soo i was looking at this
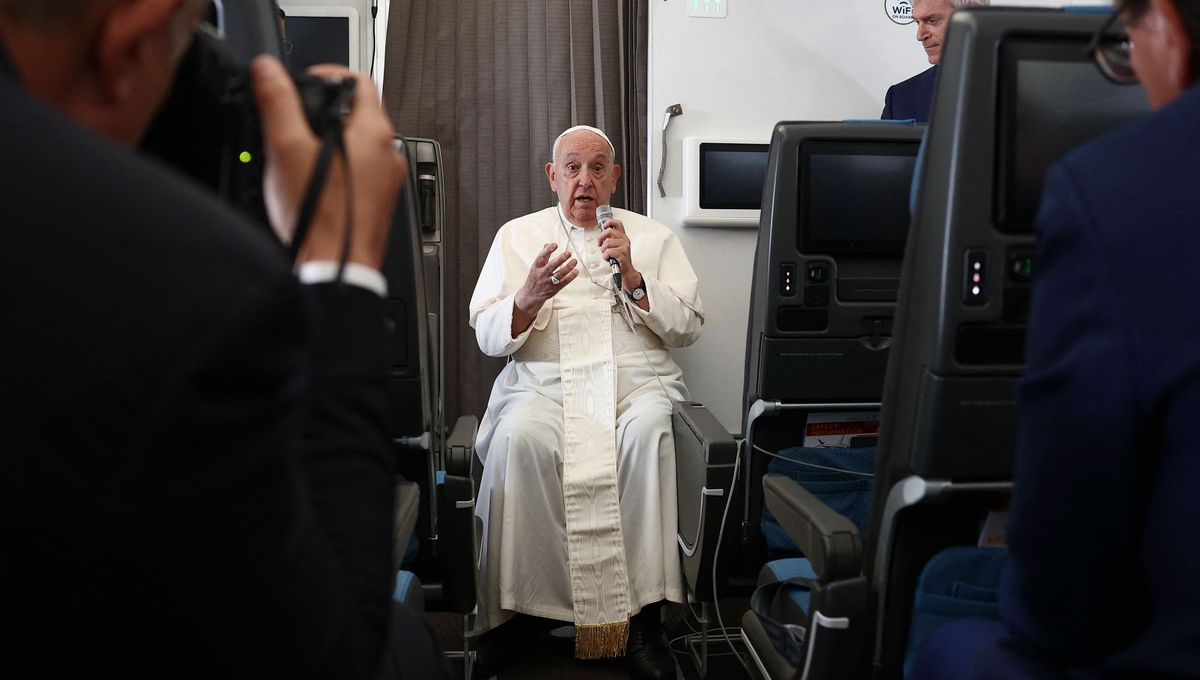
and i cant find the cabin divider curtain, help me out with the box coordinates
[382,0,650,425]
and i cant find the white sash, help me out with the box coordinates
[557,299,631,658]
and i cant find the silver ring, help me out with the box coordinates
[550,274,561,285]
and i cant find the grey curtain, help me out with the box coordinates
[382,0,649,423]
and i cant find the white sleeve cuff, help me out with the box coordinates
[297,261,388,297]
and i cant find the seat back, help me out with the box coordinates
[410,139,446,462]
[384,137,433,450]
[385,137,476,615]
[740,122,923,568]
[865,8,1152,677]
[675,125,922,609]
[744,122,923,414]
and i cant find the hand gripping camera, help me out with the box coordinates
[142,0,356,244]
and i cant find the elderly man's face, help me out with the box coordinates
[914,0,956,65]
[545,131,622,228]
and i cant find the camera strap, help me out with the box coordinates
[289,125,353,279]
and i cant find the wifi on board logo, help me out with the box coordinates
[887,0,916,25]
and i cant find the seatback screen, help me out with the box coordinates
[995,39,1151,232]
[799,140,917,255]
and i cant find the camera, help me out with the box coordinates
[142,0,354,239]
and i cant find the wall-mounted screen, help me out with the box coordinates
[681,137,767,227]
[700,143,770,210]
[281,5,360,72]
[995,38,1150,232]
[798,140,918,255]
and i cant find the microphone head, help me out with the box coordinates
[596,204,614,226]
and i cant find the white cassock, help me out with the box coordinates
[469,205,703,656]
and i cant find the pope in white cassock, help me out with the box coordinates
[468,125,704,679]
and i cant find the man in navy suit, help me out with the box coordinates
[0,1,447,677]
[882,0,990,123]
[913,0,1200,676]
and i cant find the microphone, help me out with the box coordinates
[596,204,621,290]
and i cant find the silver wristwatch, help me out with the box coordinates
[629,279,647,301]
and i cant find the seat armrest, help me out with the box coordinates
[672,401,738,466]
[672,401,739,601]
[437,473,477,614]
[446,415,478,477]
[763,473,862,581]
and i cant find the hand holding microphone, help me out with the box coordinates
[596,204,626,290]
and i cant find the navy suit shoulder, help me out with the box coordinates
[882,65,937,123]
[0,73,405,678]
[1051,84,1200,406]
[1000,84,1200,676]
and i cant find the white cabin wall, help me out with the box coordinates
[648,1,929,433]
[647,0,1106,433]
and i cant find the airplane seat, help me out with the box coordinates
[736,117,922,570]
[741,472,869,680]
[385,137,478,642]
[671,120,922,676]
[864,7,1151,678]
[734,8,1153,679]
[724,9,1154,680]
[740,445,877,679]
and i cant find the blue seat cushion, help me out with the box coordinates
[750,558,819,668]
[392,569,424,614]
[758,557,817,619]
[903,546,1008,679]
[761,446,875,560]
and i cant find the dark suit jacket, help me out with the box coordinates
[999,83,1200,676]
[882,66,937,123]
[0,66,432,677]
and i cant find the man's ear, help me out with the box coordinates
[1154,0,1195,94]
[610,163,622,188]
[545,162,557,191]
[91,0,184,103]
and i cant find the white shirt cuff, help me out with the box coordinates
[297,261,388,297]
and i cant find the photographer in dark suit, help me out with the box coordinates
[0,1,447,677]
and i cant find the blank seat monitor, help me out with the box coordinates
[281,4,361,72]
[994,37,1150,232]
[799,141,917,256]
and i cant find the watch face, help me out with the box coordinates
[631,286,646,301]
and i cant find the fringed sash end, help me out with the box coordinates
[575,619,630,659]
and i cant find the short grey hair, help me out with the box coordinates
[950,0,991,7]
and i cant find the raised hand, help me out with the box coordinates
[523,242,579,300]
[512,243,578,335]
